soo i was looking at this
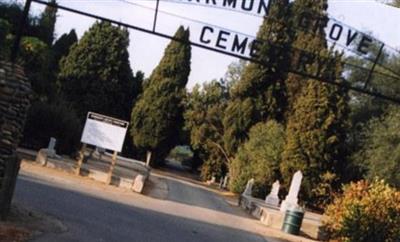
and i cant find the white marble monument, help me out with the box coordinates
[243,178,255,196]
[280,171,303,212]
[265,180,280,207]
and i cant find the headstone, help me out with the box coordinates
[243,178,255,196]
[48,137,56,150]
[280,171,303,212]
[47,137,56,158]
[219,178,223,188]
[222,175,229,189]
[211,176,216,184]
[145,151,151,167]
[265,180,280,207]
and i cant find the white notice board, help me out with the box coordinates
[81,112,129,152]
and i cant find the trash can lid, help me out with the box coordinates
[287,206,305,213]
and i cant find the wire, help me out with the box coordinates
[57,0,400,77]
[116,0,400,79]
[119,0,400,80]
[31,0,400,104]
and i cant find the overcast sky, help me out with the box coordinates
[26,0,400,88]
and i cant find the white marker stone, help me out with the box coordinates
[265,180,280,207]
[280,171,303,212]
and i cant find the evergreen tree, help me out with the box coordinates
[39,0,57,46]
[59,21,136,121]
[281,0,350,209]
[284,0,329,118]
[130,26,191,166]
[52,29,78,68]
[223,0,292,156]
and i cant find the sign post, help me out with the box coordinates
[106,151,118,185]
[78,112,129,182]
[75,143,87,175]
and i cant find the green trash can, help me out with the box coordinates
[281,208,304,235]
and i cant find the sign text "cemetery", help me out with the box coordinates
[185,0,381,58]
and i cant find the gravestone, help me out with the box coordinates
[145,151,151,167]
[265,180,280,207]
[222,174,229,189]
[211,176,216,183]
[280,171,303,212]
[47,137,56,158]
[243,178,255,196]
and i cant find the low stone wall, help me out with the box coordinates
[239,194,326,240]
[0,61,31,219]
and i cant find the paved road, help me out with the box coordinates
[13,164,271,242]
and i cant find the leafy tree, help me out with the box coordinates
[281,0,350,210]
[223,0,292,156]
[345,46,400,181]
[388,0,400,7]
[59,21,136,121]
[354,105,400,188]
[19,36,53,100]
[0,1,62,101]
[223,60,246,92]
[38,0,57,45]
[130,26,191,166]
[229,121,285,197]
[184,80,229,179]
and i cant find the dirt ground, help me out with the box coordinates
[0,203,66,242]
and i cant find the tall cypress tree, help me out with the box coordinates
[39,0,57,46]
[52,29,78,67]
[281,0,350,209]
[59,21,136,121]
[130,26,191,166]
[284,0,329,119]
[223,0,292,156]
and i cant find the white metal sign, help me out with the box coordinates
[81,112,129,152]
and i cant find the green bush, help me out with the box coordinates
[21,101,82,155]
[323,179,400,242]
[229,120,285,197]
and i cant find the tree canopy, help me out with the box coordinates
[223,0,292,156]
[59,21,136,121]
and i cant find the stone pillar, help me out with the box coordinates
[0,61,31,220]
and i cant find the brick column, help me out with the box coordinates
[0,61,31,220]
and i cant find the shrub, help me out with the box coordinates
[229,121,285,197]
[323,179,400,242]
[21,101,82,155]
